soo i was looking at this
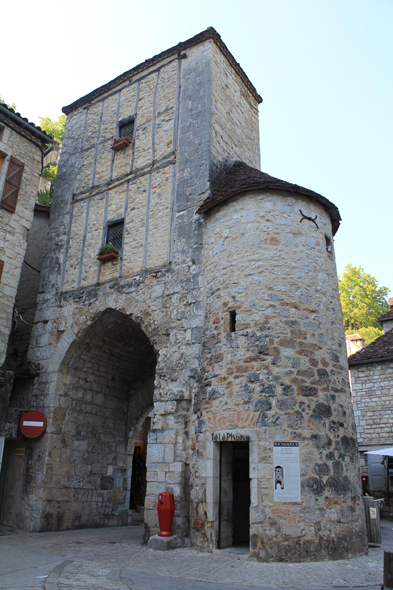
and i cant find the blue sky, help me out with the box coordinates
[2,0,392,294]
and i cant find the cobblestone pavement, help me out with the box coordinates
[1,520,392,590]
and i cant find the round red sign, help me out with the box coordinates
[20,410,47,439]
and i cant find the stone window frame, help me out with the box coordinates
[106,217,125,254]
[117,116,135,143]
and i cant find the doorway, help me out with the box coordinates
[218,441,250,548]
[0,440,27,527]
[130,417,151,521]
[24,308,157,531]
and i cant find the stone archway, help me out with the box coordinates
[42,308,157,530]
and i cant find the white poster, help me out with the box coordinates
[273,442,301,502]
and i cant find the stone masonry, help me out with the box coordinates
[193,183,366,560]
[351,361,393,449]
[0,107,53,368]
[0,28,367,562]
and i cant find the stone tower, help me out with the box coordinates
[2,28,366,561]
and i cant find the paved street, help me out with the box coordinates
[0,520,392,590]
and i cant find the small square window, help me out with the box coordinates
[118,117,135,142]
[107,219,124,252]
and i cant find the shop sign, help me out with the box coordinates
[212,431,250,442]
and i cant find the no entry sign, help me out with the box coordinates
[20,410,47,439]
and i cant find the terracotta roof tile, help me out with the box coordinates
[0,103,54,143]
[348,328,393,366]
[197,162,341,235]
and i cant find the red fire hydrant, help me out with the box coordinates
[157,492,175,537]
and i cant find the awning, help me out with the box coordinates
[365,448,393,457]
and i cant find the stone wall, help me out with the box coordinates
[190,190,367,561]
[1,30,367,562]
[351,361,393,448]
[61,57,179,292]
[2,207,50,442]
[11,37,261,534]
[210,42,260,174]
[6,207,50,374]
[0,125,43,366]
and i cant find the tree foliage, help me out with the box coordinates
[38,115,66,143]
[37,189,51,206]
[36,115,66,205]
[0,94,16,110]
[339,264,389,344]
[355,326,385,346]
[37,162,58,205]
[40,164,57,187]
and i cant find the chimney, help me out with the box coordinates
[389,297,393,311]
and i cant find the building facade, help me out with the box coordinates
[350,300,393,452]
[0,28,366,561]
[349,300,393,498]
[0,105,53,369]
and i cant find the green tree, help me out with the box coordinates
[339,264,389,345]
[37,163,58,205]
[38,115,66,143]
[355,326,385,346]
[0,94,16,110]
[36,115,66,205]
[37,189,51,206]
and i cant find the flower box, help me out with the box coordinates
[97,249,118,262]
[111,138,130,152]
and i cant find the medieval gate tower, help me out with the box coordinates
[4,28,367,561]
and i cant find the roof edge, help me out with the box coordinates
[348,355,393,367]
[196,162,341,236]
[377,310,393,325]
[62,27,262,116]
[0,104,55,145]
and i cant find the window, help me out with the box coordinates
[224,310,237,332]
[325,235,333,254]
[118,116,135,142]
[106,219,124,252]
[1,156,24,213]
[229,310,237,332]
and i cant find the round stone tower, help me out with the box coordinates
[191,162,367,561]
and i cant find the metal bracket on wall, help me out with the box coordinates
[299,209,319,229]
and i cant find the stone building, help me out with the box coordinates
[350,299,393,453]
[0,104,53,371]
[349,300,393,499]
[0,203,51,525]
[0,28,367,561]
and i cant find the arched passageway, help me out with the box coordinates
[44,308,157,530]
